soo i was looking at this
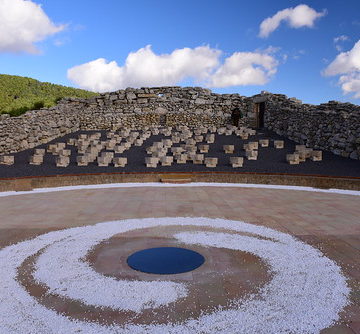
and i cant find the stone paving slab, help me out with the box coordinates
[0,185,359,333]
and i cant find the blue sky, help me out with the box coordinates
[1,0,359,105]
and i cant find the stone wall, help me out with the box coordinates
[0,87,253,154]
[0,86,359,160]
[259,93,360,160]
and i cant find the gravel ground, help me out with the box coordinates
[0,128,359,178]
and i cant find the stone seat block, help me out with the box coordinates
[204,157,218,167]
[185,138,196,145]
[240,133,249,140]
[274,140,284,149]
[0,155,14,165]
[296,150,306,162]
[113,157,128,167]
[194,129,202,136]
[223,145,235,154]
[162,139,173,147]
[245,150,258,160]
[101,152,114,159]
[76,155,89,166]
[310,150,322,161]
[59,149,71,157]
[145,157,159,168]
[247,129,256,136]
[123,142,131,149]
[57,142,66,149]
[225,129,233,136]
[171,147,184,154]
[205,134,215,143]
[134,139,144,146]
[230,157,244,167]
[248,141,259,150]
[78,134,88,139]
[209,126,217,133]
[34,148,45,155]
[29,155,43,165]
[194,135,203,142]
[217,127,226,135]
[235,129,244,136]
[114,145,126,153]
[198,144,209,153]
[47,144,58,153]
[259,139,269,147]
[56,156,70,167]
[286,153,300,164]
[304,148,313,158]
[175,154,187,164]
[67,138,76,145]
[97,156,111,166]
[193,154,204,164]
[160,156,174,166]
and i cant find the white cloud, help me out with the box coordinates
[323,40,360,98]
[0,0,65,53]
[208,52,278,87]
[67,45,279,93]
[259,4,326,38]
[333,35,349,52]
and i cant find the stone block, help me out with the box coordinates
[223,145,234,154]
[29,155,43,165]
[97,156,111,167]
[162,139,173,148]
[310,150,322,161]
[194,129,202,136]
[34,148,45,155]
[274,140,284,149]
[145,156,159,168]
[248,141,258,150]
[193,154,204,164]
[175,154,187,164]
[76,155,89,166]
[56,156,70,167]
[114,145,126,153]
[245,150,258,160]
[67,138,76,145]
[160,156,173,166]
[225,129,233,136]
[295,150,306,162]
[259,139,269,147]
[194,135,203,142]
[286,153,300,165]
[101,152,114,159]
[204,157,218,167]
[240,133,249,140]
[198,144,209,153]
[134,139,144,146]
[113,157,127,167]
[59,149,71,157]
[0,155,14,165]
[230,157,244,168]
[304,148,313,158]
[205,134,215,143]
[171,147,184,154]
[217,127,226,135]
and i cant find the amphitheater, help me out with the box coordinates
[0,87,359,333]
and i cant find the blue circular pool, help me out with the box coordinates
[127,247,205,274]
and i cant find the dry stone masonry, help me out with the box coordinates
[0,86,359,160]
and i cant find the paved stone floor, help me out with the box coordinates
[0,185,359,333]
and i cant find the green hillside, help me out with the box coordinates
[0,74,99,116]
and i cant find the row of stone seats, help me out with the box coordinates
[286,145,322,164]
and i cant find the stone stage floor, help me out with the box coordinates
[0,184,359,333]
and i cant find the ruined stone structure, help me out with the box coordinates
[0,86,359,160]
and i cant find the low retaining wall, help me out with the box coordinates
[0,172,359,192]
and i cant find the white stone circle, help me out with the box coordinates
[0,217,350,334]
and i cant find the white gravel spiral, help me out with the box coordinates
[0,217,350,334]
